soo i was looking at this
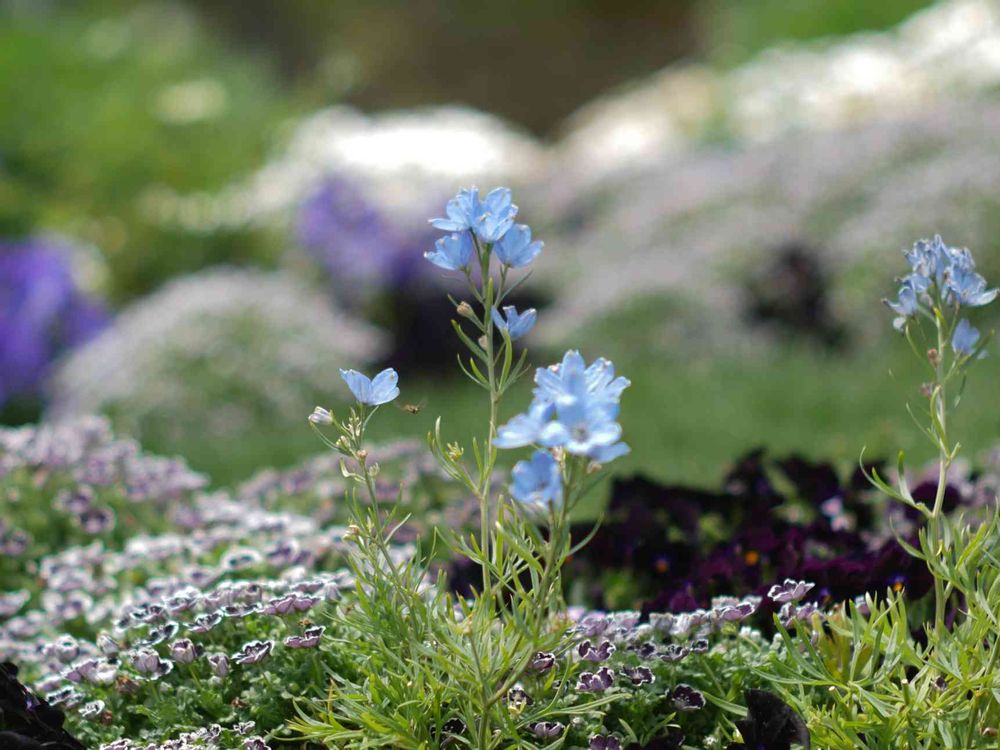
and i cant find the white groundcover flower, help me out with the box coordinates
[48,268,386,440]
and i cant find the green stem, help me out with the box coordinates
[477,240,499,609]
[929,316,949,632]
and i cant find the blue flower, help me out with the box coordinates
[496,351,630,464]
[494,223,542,267]
[495,401,553,449]
[510,450,562,508]
[430,187,518,244]
[951,319,982,357]
[904,235,968,288]
[491,305,537,340]
[430,188,482,233]
[424,232,474,271]
[946,266,998,308]
[473,187,518,243]
[537,388,628,460]
[884,283,918,331]
[534,350,630,407]
[339,367,400,405]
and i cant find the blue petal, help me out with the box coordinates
[368,368,400,405]
[339,369,372,403]
[952,319,981,357]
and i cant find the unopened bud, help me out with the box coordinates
[447,442,464,461]
[344,524,363,542]
[586,461,601,475]
[308,406,333,425]
[478,335,489,350]
[927,348,941,367]
[456,301,475,319]
[356,449,368,463]
[920,382,934,398]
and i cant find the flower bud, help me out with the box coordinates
[356,449,368,463]
[927,348,941,366]
[456,301,475,320]
[308,406,334,425]
[344,524,363,542]
[170,639,199,665]
[920,382,934,398]
[207,653,229,678]
[478,335,489,350]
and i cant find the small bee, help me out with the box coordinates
[397,398,426,415]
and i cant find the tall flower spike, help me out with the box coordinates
[339,368,400,406]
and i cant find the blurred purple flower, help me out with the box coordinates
[297,178,435,299]
[0,238,109,409]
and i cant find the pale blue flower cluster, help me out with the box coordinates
[426,186,542,340]
[885,236,996,357]
[430,187,520,245]
[498,351,631,507]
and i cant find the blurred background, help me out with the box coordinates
[2,0,999,493]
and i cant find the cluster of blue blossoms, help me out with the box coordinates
[497,351,630,508]
[328,186,630,512]
[424,187,542,340]
[885,235,996,355]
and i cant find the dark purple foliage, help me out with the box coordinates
[568,450,949,614]
[726,689,810,750]
[0,661,85,750]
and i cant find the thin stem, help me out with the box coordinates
[929,311,950,631]
[476,238,498,607]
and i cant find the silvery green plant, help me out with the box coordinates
[298,187,634,749]
[754,236,999,749]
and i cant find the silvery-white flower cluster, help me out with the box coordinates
[139,105,547,235]
[1,416,206,561]
[98,722,271,750]
[481,598,768,744]
[535,98,1000,348]
[0,416,426,749]
[139,0,998,244]
[552,0,1000,192]
[47,268,386,443]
